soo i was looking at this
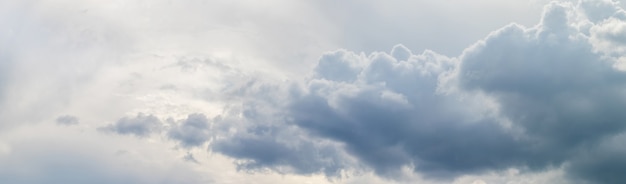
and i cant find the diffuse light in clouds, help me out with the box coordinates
[3,0,626,184]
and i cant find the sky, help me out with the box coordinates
[3,0,626,183]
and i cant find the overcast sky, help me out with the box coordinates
[3,0,626,183]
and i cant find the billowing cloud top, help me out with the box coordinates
[4,0,626,184]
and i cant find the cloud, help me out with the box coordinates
[213,133,348,176]
[167,113,212,148]
[460,0,625,149]
[288,45,524,179]
[99,113,162,138]
[209,1,626,183]
[207,81,353,177]
[211,42,519,179]
[455,2,626,183]
[313,50,365,83]
[55,115,79,126]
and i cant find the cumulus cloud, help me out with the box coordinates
[211,44,513,179]
[99,113,162,138]
[460,0,625,152]
[288,45,524,179]
[456,2,626,183]
[208,1,626,183]
[167,113,212,148]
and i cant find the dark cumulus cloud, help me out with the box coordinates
[290,46,527,179]
[210,1,626,183]
[99,113,162,138]
[457,1,626,179]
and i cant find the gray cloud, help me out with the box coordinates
[167,113,211,148]
[99,113,162,138]
[212,45,521,179]
[564,133,626,184]
[289,46,525,179]
[213,132,348,176]
[208,81,353,177]
[210,1,626,183]
[459,0,626,161]
[313,50,365,83]
[55,115,79,126]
